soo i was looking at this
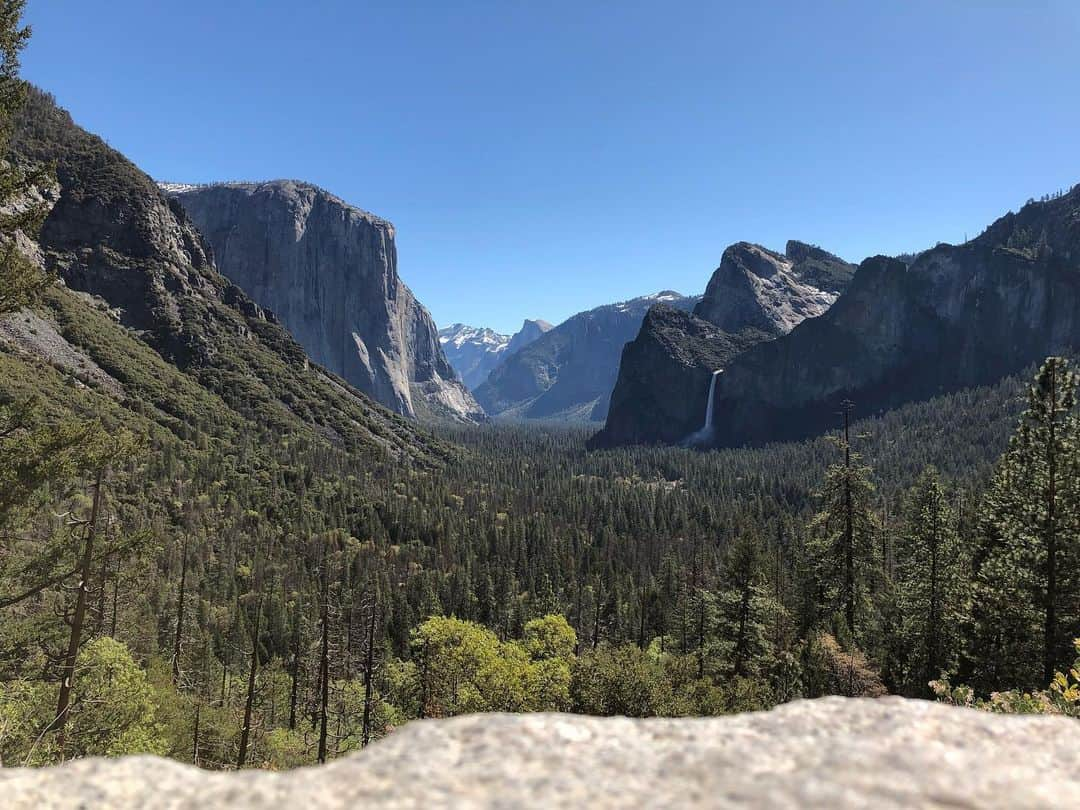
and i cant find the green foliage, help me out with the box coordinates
[893,468,968,695]
[0,638,166,763]
[933,639,1080,718]
[807,421,881,642]
[412,615,575,716]
[969,357,1080,690]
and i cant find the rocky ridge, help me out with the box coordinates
[7,87,437,460]
[708,186,1080,447]
[595,243,854,446]
[3,698,1078,809]
[167,181,483,423]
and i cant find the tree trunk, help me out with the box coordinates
[317,554,330,763]
[288,596,302,731]
[843,404,855,634]
[51,466,105,749]
[362,600,377,748]
[192,702,201,766]
[172,538,189,685]
[1044,362,1058,683]
[237,577,263,767]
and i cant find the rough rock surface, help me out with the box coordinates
[4,698,1079,809]
[710,185,1080,447]
[694,241,854,335]
[595,243,854,446]
[169,181,483,423]
[476,292,699,423]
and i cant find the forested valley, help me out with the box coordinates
[3,0,1080,772]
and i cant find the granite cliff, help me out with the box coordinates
[168,181,483,422]
[708,186,1080,447]
[595,242,854,446]
[7,87,437,460]
[4,699,1078,809]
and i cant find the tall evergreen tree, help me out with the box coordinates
[715,530,777,679]
[970,357,1080,688]
[894,467,968,694]
[808,402,880,642]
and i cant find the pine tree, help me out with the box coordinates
[808,402,881,642]
[970,357,1080,689]
[894,467,967,694]
[715,530,777,679]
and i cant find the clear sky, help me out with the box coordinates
[19,1,1080,334]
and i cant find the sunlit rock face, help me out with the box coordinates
[169,181,484,422]
[4,698,1079,809]
[694,241,853,336]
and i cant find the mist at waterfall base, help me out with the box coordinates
[683,369,723,447]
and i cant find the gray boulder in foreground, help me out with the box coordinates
[2,697,1078,809]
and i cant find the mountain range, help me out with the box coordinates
[438,319,551,390]
[474,292,699,423]
[594,189,1080,449]
[5,88,439,462]
[705,187,1080,447]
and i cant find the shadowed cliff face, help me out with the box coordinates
[590,306,769,447]
[169,182,484,423]
[595,243,854,446]
[707,187,1080,446]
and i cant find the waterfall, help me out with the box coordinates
[702,368,722,431]
[683,368,723,446]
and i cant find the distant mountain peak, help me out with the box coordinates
[439,319,550,391]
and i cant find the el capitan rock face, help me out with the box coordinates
[168,181,483,423]
[708,186,1080,447]
[595,242,855,446]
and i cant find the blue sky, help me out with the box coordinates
[20,1,1080,334]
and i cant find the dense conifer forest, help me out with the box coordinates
[2,0,1079,771]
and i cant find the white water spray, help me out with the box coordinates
[684,369,723,446]
[702,368,721,432]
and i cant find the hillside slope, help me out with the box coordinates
[6,87,442,462]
